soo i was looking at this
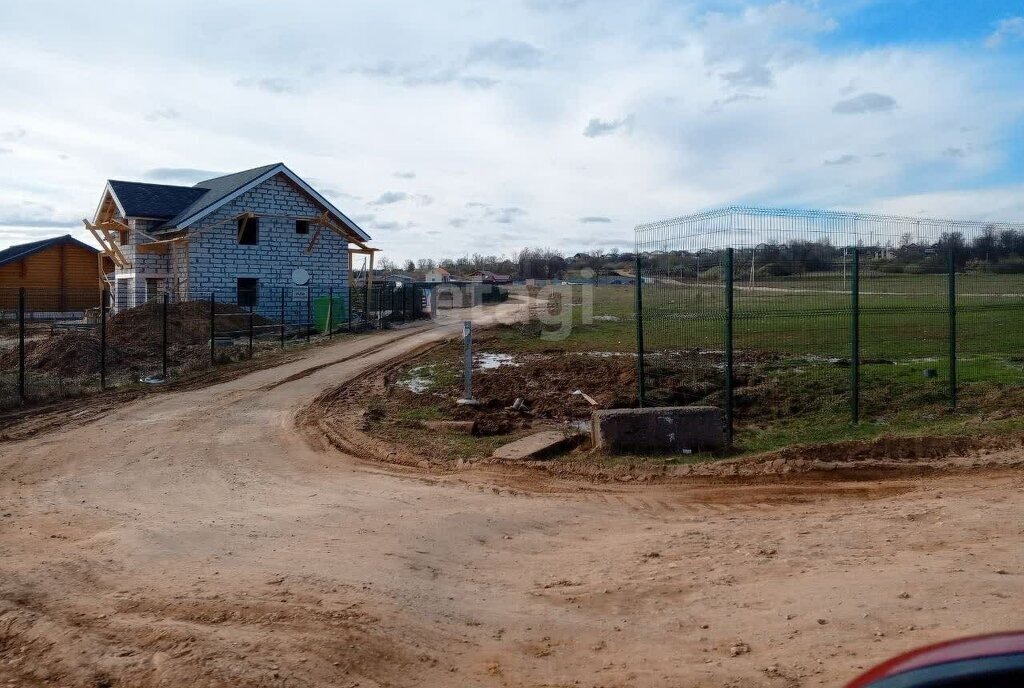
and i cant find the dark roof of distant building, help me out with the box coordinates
[0,234,99,268]
[472,270,512,281]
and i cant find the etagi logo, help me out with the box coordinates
[423,268,597,342]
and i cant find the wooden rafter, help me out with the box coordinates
[311,211,375,252]
[235,212,256,243]
[83,219,129,268]
[306,210,378,289]
[304,223,324,255]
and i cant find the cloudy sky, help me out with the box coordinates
[1,0,1023,262]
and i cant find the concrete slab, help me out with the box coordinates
[491,430,581,461]
[592,406,725,453]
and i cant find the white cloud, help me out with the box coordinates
[583,115,634,137]
[986,17,1024,49]
[0,0,1021,262]
[832,92,898,114]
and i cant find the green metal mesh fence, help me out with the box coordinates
[635,206,1024,448]
[0,281,426,411]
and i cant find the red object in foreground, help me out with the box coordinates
[847,632,1024,687]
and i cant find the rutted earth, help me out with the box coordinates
[1,303,1023,687]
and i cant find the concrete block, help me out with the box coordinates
[491,430,582,461]
[592,406,725,453]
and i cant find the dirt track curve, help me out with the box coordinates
[1,303,1023,688]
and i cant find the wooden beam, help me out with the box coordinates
[136,242,169,255]
[84,219,129,268]
[231,211,257,243]
[305,223,324,255]
[314,211,376,251]
[99,225,129,268]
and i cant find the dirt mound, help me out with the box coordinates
[108,300,274,347]
[464,352,637,419]
[0,330,128,376]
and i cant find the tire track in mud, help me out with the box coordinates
[257,327,430,392]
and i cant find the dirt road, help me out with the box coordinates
[1,307,1023,687]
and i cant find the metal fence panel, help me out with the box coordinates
[0,281,427,411]
[634,206,1024,447]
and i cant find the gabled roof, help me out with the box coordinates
[158,163,282,229]
[0,234,99,268]
[99,163,370,242]
[106,181,209,220]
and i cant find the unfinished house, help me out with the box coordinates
[84,163,374,317]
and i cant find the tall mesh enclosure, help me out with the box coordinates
[634,206,1024,449]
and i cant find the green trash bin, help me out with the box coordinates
[313,294,347,333]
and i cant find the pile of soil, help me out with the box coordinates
[466,352,637,418]
[383,349,638,428]
[108,300,274,347]
[0,330,128,376]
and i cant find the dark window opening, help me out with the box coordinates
[145,278,162,302]
[118,229,129,246]
[238,216,260,245]
[237,278,259,308]
[296,219,310,235]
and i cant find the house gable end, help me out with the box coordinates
[169,164,370,243]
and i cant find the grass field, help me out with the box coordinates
[508,274,1024,453]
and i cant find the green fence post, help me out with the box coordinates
[161,292,169,378]
[328,286,334,339]
[724,248,734,446]
[364,281,369,328]
[209,291,216,367]
[635,254,646,408]
[248,300,254,359]
[100,289,108,390]
[948,247,957,409]
[18,287,26,404]
[280,287,286,348]
[851,247,860,425]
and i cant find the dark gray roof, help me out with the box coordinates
[106,180,208,220]
[0,234,99,268]
[101,163,370,241]
[105,164,280,227]
[158,163,282,229]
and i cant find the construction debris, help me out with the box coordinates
[572,390,598,406]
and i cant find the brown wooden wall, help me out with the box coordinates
[0,243,103,311]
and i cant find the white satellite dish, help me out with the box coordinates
[291,268,311,286]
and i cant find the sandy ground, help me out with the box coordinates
[1,303,1023,687]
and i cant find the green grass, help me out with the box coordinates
[500,276,1024,456]
[518,275,1024,362]
[727,354,1024,453]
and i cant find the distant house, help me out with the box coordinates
[384,274,414,285]
[85,163,374,317]
[425,267,452,283]
[468,270,512,285]
[0,234,113,311]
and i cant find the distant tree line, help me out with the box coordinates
[381,227,1024,281]
[642,227,1024,279]
[379,247,638,280]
